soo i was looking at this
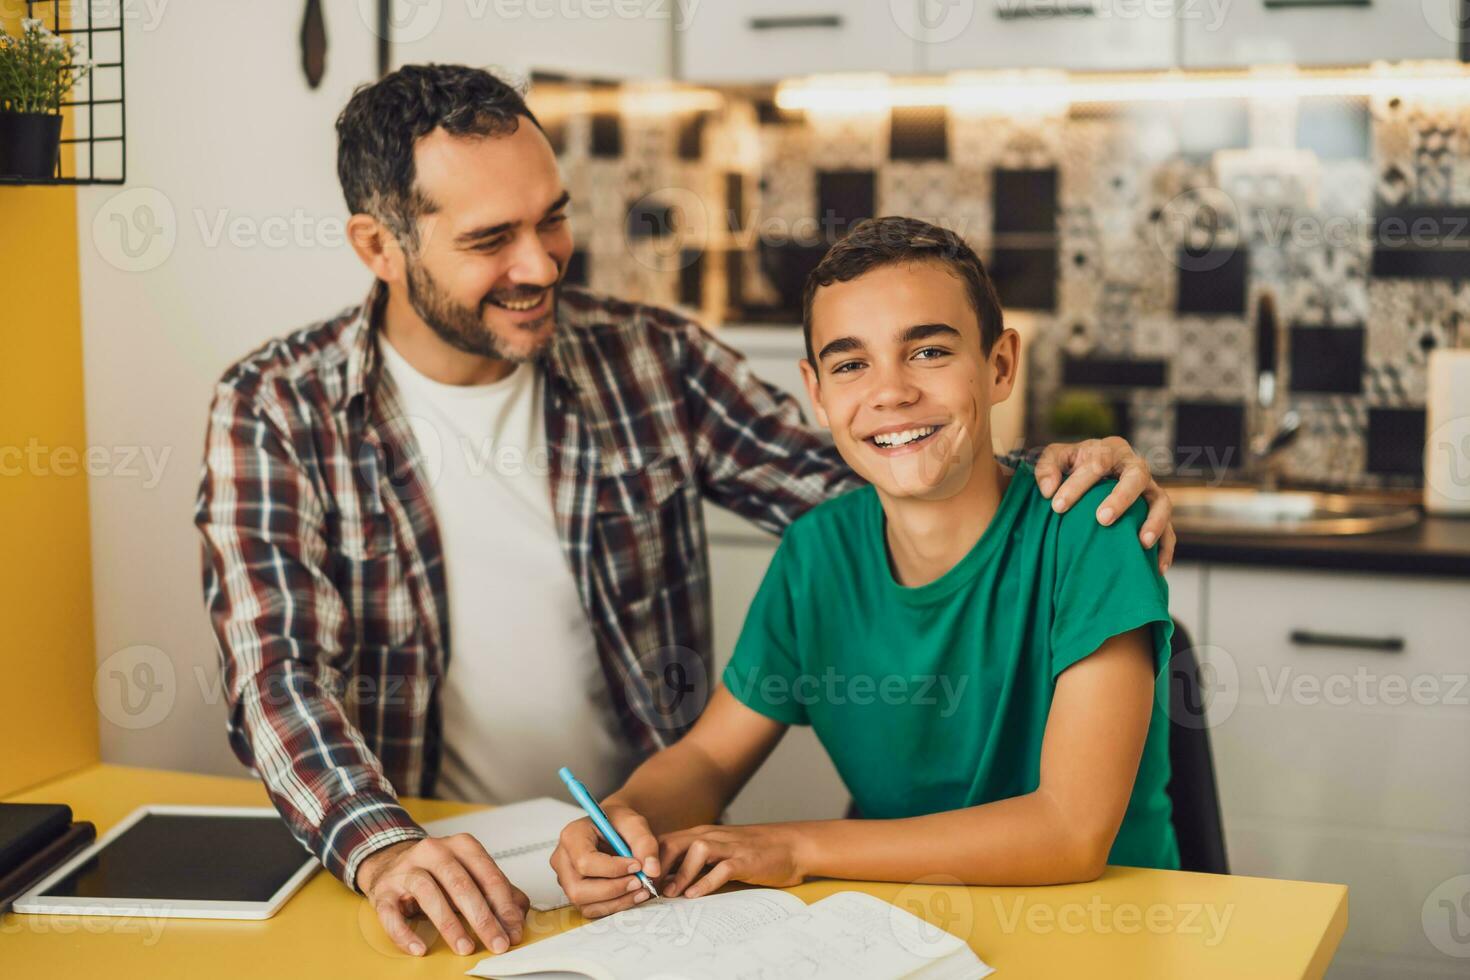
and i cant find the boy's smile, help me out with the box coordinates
[863,420,948,454]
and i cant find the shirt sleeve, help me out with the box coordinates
[1049,482,1174,681]
[721,533,811,726]
[659,309,862,536]
[194,383,426,892]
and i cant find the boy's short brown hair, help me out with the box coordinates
[801,217,1004,367]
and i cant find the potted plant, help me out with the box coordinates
[0,17,92,179]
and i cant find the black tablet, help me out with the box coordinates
[13,805,318,919]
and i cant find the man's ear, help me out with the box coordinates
[988,328,1022,407]
[798,359,831,430]
[347,213,405,283]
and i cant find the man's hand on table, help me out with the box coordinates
[356,836,529,957]
[1034,436,1177,572]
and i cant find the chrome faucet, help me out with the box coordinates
[1249,292,1300,489]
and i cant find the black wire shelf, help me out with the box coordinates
[0,0,126,185]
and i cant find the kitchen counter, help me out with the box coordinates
[1174,511,1470,578]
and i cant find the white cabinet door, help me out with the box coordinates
[918,0,1177,72]
[678,2,920,83]
[1180,0,1461,69]
[1165,561,1205,643]
[705,504,851,824]
[387,0,673,79]
[1203,566,1470,971]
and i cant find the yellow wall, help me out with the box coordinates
[0,4,100,796]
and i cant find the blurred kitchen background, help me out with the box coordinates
[3,2,1469,978]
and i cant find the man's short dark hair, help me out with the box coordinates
[800,216,1004,367]
[336,63,543,250]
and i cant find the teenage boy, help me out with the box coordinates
[550,217,1178,918]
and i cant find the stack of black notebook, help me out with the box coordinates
[0,803,96,913]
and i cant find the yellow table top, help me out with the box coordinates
[2,764,1347,979]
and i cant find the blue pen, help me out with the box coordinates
[559,766,659,899]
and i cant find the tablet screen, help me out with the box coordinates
[39,813,311,902]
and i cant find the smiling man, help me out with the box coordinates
[194,66,1176,959]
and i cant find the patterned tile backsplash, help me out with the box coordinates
[528,75,1470,488]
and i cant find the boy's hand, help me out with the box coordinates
[1033,436,1176,572]
[658,824,808,899]
[550,806,661,919]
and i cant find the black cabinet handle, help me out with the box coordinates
[748,15,844,30]
[1288,629,1405,653]
[995,3,1097,20]
[1263,0,1371,8]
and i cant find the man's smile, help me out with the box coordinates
[488,287,551,316]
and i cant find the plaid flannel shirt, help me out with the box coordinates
[195,282,878,891]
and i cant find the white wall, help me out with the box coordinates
[77,2,672,776]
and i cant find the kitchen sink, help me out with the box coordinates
[1167,487,1422,537]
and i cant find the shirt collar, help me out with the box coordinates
[344,278,387,412]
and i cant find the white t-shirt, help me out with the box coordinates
[378,337,638,804]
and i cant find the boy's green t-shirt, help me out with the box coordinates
[723,461,1180,871]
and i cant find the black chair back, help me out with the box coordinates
[1165,619,1230,875]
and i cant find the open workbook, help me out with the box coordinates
[468,888,994,980]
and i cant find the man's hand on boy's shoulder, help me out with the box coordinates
[1033,437,1176,573]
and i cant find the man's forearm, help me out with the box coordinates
[227,666,425,890]
[792,790,1110,887]
[606,741,739,836]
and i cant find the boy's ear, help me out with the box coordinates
[988,328,1022,407]
[798,359,831,430]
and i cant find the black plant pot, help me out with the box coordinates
[0,112,64,179]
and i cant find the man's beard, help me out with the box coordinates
[403,256,557,363]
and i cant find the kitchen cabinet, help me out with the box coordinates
[389,0,672,79]
[1197,565,1470,977]
[677,1,921,83]
[918,0,1177,73]
[1180,0,1462,69]
[678,0,1462,82]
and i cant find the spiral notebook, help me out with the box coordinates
[424,798,585,912]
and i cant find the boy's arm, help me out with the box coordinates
[549,687,786,918]
[661,627,1156,897]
